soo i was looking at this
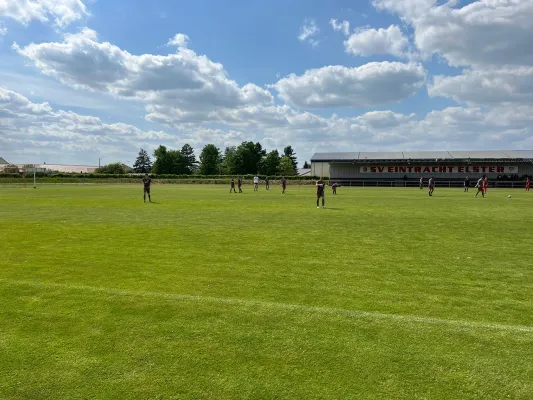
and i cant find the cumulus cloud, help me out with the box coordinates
[0,86,178,163]
[429,67,533,106]
[344,25,411,58]
[273,62,426,108]
[0,87,170,143]
[298,19,320,46]
[0,0,88,28]
[372,0,533,68]
[13,28,274,126]
[2,86,531,165]
[0,22,6,35]
[167,33,189,48]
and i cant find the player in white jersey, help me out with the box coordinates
[428,177,435,196]
[419,177,424,190]
[475,176,485,198]
[253,176,259,191]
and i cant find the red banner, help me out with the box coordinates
[360,166,518,174]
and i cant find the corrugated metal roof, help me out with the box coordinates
[504,150,533,159]
[311,150,533,162]
[358,152,404,160]
[403,151,452,159]
[448,150,512,159]
[311,152,359,161]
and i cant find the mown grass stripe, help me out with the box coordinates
[3,278,533,334]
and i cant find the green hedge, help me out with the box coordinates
[0,173,320,181]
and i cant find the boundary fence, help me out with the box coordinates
[331,180,528,189]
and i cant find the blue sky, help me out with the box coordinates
[1,0,532,166]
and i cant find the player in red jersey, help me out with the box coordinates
[483,176,488,196]
[526,176,531,191]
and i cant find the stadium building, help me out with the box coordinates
[311,150,533,186]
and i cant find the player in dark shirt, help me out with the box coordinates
[332,182,338,195]
[316,178,325,208]
[238,177,243,193]
[143,174,152,203]
[265,178,270,190]
[464,176,470,192]
[230,177,237,193]
[281,177,287,194]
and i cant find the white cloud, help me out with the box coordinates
[429,67,533,106]
[14,28,274,123]
[354,110,416,128]
[7,20,533,163]
[2,86,531,165]
[0,86,180,163]
[0,0,88,28]
[372,0,533,68]
[344,25,411,58]
[167,33,189,48]
[0,21,6,35]
[372,0,435,20]
[273,62,426,108]
[330,19,350,36]
[298,19,320,46]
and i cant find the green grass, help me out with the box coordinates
[1,184,532,399]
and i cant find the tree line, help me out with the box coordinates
[98,143,311,176]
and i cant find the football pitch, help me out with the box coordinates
[1,184,532,399]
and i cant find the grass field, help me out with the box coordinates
[1,184,533,399]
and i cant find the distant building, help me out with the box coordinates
[297,168,311,176]
[311,150,533,180]
[0,163,99,174]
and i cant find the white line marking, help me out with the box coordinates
[2,278,533,334]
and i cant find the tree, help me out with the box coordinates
[133,149,152,173]
[283,146,298,174]
[261,150,280,176]
[181,144,197,174]
[152,145,188,175]
[303,161,310,169]
[152,146,170,174]
[96,163,126,174]
[199,144,221,175]
[165,151,189,175]
[234,141,266,174]
[221,146,242,175]
[279,156,296,176]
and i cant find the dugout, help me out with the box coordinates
[311,150,533,186]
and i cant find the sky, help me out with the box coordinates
[1,0,532,166]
